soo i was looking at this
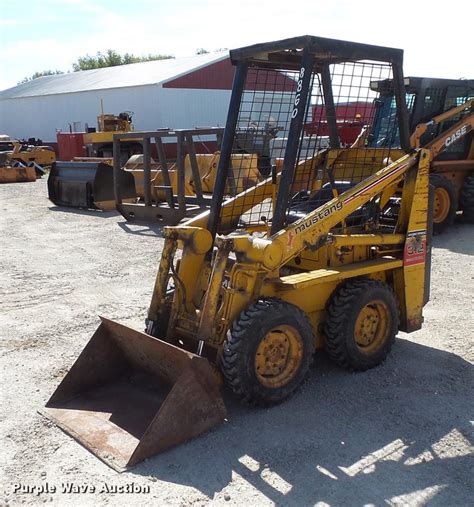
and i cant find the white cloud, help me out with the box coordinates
[0,0,472,89]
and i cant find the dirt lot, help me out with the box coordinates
[1,179,473,506]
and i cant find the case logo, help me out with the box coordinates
[444,124,468,148]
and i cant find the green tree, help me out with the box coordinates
[18,70,64,85]
[17,50,175,85]
[72,50,174,71]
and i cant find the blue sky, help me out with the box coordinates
[0,0,472,91]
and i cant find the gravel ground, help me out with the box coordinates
[0,179,473,506]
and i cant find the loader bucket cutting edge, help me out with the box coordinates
[40,318,227,471]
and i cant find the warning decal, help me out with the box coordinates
[404,230,427,266]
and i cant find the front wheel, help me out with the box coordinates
[221,299,314,406]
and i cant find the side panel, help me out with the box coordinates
[395,150,430,332]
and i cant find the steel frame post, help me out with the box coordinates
[271,49,315,235]
[207,62,248,240]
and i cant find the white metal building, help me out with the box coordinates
[0,53,237,144]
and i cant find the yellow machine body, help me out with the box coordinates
[154,148,431,353]
[410,99,474,231]
[83,112,141,159]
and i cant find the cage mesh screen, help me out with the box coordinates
[227,67,299,227]
[223,60,404,234]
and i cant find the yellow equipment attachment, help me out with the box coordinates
[0,139,55,183]
[0,162,36,183]
[113,128,262,224]
[43,36,474,470]
[9,141,56,167]
[124,152,261,201]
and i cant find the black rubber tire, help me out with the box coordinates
[460,172,474,223]
[221,298,315,406]
[430,173,458,235]
[324,278,398,371]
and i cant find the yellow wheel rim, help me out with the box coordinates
[354,300,390,353]
[433,187,451,224]
[255,325,303,388]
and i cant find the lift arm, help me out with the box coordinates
[231,151,419,270]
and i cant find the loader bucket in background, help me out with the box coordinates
[0,164,36,183]
[48,161,136,210]
[48,162,102,208]
[41,318,227,471]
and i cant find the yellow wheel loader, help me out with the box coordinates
[42,36,474,471]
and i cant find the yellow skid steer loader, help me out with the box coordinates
[42,36,473,471]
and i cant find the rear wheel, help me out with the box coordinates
[221,299,314,405]
[324,278,398,371]
[460,172,474,223]
[430,174,458,235]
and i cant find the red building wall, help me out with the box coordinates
[164,58,296,92]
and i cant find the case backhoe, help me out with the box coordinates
[42,36,473,471]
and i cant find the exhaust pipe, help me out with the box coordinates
[41,318,226,471]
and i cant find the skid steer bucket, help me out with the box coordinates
[41,318,227,471]
[48,162,136,210]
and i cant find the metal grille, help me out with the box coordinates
[222,60,405,233]
[228,67,298,227]
[288,61,396,233]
